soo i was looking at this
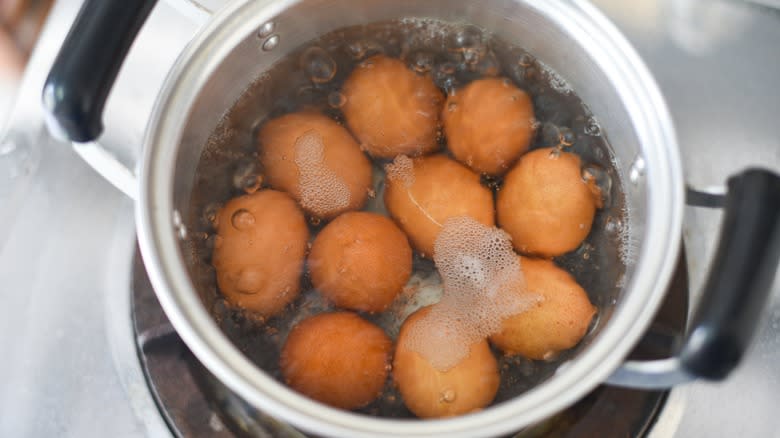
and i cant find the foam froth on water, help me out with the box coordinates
[403,216,540,370]
[294,129,351,216]
[385,155,415,188]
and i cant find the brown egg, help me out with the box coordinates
[212,190,309,317]
[489,257,596,360]
[280,312,392,410]
[258,110,372,220]
[308,212,412,313]
[443,78,535,175]
[341,55,444,159]
[384,154,494,257]
[393,306,500,418]
[497,147,601,257]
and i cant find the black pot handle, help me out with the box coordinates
[42,0,158,143]
[679,169,780,378]
[608,168,780,388]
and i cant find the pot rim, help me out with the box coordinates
[137,0,684,436]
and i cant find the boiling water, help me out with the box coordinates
[187,19,629,418]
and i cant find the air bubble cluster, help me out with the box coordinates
[294,129,351,216]
[385,155,415,188]
[300,46,337,84]
[403,217,540,370]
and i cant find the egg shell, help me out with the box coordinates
[341,55,444,159]
[280,312,392,410]
[308,211,413,313]
[212,189,309,317]
[497,147,599,257]
[258,110,372,220]
[443,77,535,175]
[489,257,596,360]
[393,306,500,418]
[384,154,494,257]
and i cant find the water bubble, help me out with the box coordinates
[300,46,337,84]
[440,388,457,403]
[231,209,256,230]
[542,351,559,361]
[604,217,623,236]
[438,77,459,95]
[433,62,459,94]
[308,216,322,226]
[541,122,562,146]
[452,25,484,51]
[629,156,646,185]
[511,64,527,83]
[510,53,537,84]
[407,50,435,74]
[460,47,483,66]
[296,84,326,103]
[438,62,457,75]
[558,126,575,147]
[233,161,263,194]
[261,34,279,51]
[584,116,601,136]
[541,122,575,149]
[470,50,499,76]
[517,53,535,67]
[447,102,458,112]
[545,69,572,95]
[346,39,384,60]
[327,91,346,108]
[201,203,222,228]
[524,65,540,82]
[582,164,611,208]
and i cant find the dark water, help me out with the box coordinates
[185,18,629,419]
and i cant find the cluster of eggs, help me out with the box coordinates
[211,54,600,417]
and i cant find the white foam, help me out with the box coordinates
[618,205,639,267]
[385,155,415,188]
[294,129,351,216]
[403,217,540,370]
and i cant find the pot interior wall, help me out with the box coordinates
[171,0,647,418]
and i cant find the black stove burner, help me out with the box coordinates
[131,246,689,438]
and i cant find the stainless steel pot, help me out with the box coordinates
[42,0,780,437]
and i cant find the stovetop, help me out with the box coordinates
[1,0,780,437]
